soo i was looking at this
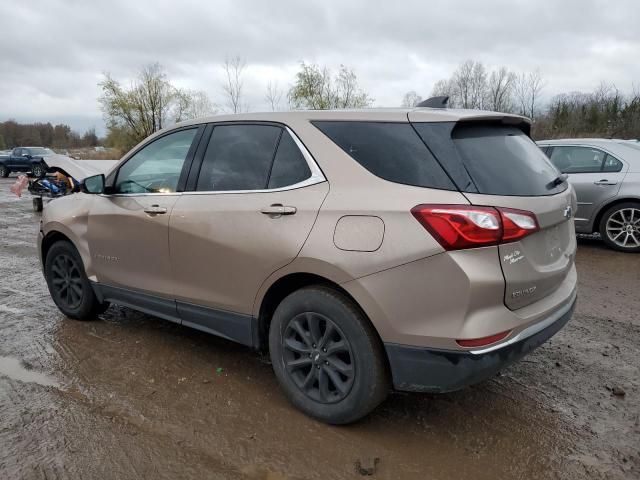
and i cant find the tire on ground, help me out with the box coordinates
[269,285,390,424]
[599,201,640,253]
[44,240,109,320]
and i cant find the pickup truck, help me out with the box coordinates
[0,147,55,178]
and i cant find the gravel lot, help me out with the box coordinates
[0,177,638,479]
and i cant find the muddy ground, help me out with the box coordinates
[0,177,638,480]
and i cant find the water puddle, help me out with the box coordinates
[0,356,60,388]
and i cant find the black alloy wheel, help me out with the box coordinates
[282,311,355,403]
[49,253,84,310]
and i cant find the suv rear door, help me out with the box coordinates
[169,123,328,345]
[412,118,576,310]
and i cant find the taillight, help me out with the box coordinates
[499,208,540,242]
[411,204,539,251]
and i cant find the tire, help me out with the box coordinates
[33,197,43,213]
[599,202,640,253]
[31,162,46,178]
[44,241,109,320]
[269,285,389,424]
[0,164,9,178]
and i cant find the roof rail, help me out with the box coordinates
[416,96,449,109]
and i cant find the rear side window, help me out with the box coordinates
[196,125,281,191]
[603,154,623,172]
[313,121,456,190]
[414,123,566,196]
[268,131,311,189]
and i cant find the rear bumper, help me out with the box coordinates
[384,296,576,393]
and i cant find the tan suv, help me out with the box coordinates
[39,106,577,424]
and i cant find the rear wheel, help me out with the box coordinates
[599,202,640,253]
[269,285,389,424]
[0,164,9,178]
[44,241,109,319]
[31,162,46,178]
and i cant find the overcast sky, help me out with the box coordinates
[1,0,638,135]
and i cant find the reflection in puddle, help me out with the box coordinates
[0,356,60,388]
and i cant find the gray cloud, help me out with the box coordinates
[1,0,638,135]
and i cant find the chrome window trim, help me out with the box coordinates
[106,126,326,197]
[184,125,326,196]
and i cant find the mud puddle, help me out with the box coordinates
[0,356,60,388]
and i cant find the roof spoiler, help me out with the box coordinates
[416,96,449,109]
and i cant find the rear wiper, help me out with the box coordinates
[548,173,568,189]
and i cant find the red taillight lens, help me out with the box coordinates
[456,330,511,348]
[499,208,539,242]
[411,204,539,250]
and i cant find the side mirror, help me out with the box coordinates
[82,174,105,194]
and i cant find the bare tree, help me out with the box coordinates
[431,78,455,102]
[401,91,423,107]
[487,67,516,113]
[450,60,487,109]
[514,69,545,119]
[265,81,284,111]
[221,56,247,113]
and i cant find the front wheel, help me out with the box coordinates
[269,285,389,424]
[599,202,640,253]
[44,241,109,319]
[31,162,46,178]
[0,164,9,178]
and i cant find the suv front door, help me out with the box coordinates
[87,127,202,318]
[169,124,328,344]
[548,145,626,230]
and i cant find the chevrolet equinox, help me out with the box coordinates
[40,106,577,424]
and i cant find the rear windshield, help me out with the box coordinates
[28,147,54,156]
[414,123,567,196]
[312,121,456,190]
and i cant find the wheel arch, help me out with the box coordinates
[592,197,640,233]
[41,230,76,268]
[255,272,387,365]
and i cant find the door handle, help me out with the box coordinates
[594,179,618,186]
[144,205,168,215]
[261,204,297,216]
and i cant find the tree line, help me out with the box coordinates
[407,59,640,139]
[0,120,98,151]
[99,59,373,150]
[4,58,638,153]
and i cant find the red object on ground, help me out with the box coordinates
[10,175,29,198]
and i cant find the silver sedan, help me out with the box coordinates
[537,139,640,252]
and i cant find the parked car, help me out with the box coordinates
[39,107,577,424]
[538,139,640,252]
[0,146,55,178]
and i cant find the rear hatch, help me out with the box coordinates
[411,116,576,310]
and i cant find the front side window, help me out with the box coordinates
[115,128,197,193]
[196,125,282,191]
[549,146,605,174]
